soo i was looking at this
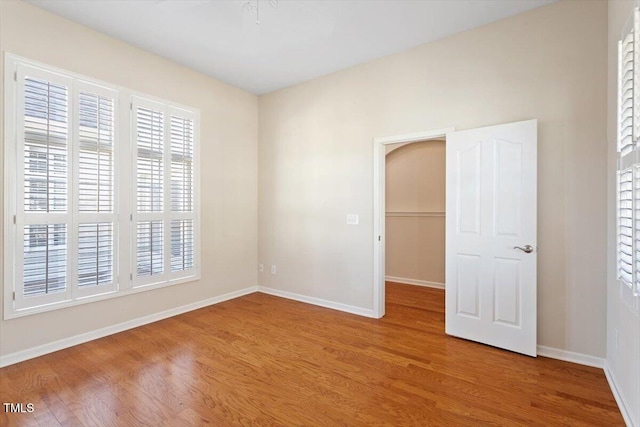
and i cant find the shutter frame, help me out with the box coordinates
[169,108,197,275]
[132,96,168,287]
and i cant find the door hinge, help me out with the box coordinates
[378,235,381,241]
[13,215,16,225]
[14,71,17,81]
[130,273,133,280]
[12,291,16,301]
[130,214,133,221]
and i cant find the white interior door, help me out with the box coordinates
[445,120,537,357]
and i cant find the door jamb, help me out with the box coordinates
[372,127,455,318]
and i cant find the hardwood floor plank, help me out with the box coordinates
[0,282,624,426]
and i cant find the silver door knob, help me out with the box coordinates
[514,245,534,253]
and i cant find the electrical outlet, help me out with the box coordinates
[258,264,264,273]
[271,265,276,274]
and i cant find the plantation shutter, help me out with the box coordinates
[169,110,196,274]
[133,98,166,284]
[75,82,118,297]
[618,10,640,296]
[15,65,73,309]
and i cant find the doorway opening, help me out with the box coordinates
[372,128,453,318]
[385,139,446,316]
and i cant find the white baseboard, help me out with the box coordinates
[385,276,445,290]
[257,286,376,318]
[604,361,637,427]
[536,345,605,368]
[0,286,258,368]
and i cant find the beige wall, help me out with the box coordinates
[607,1,640,424]
[0,1,259,356]
[259,0,608,357]
[385,140,445,284]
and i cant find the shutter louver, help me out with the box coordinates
[24,77,68,212]
[137,221,164,277]
[78,223,113,287]
[619,168,634,286]
[23,224,67,296]
[620,31,635,155]
[171,219,194,272]
[632,166,640,294]
[136,107,164,213]
[78,92,114,213]
[170,116,194,212]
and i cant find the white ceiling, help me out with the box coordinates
[27,0,555,95]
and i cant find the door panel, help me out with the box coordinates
[456,254,481,318]
[493,257,520,326]
[446,120,537,357]
[457,143,482,235]
[494,139,523,237]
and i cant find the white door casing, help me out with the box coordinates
[445,119,537,357]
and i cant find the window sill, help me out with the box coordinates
[3,272,200,320]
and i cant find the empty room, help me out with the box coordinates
[0,0,639,425]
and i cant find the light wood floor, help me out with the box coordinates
[1,282,624,426]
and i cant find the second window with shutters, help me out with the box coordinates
[132,97,198,288]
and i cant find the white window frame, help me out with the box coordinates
[3,53,201,319]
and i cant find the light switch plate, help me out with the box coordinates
[346,214,359,225]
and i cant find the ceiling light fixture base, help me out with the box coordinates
[242,0,279,25]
